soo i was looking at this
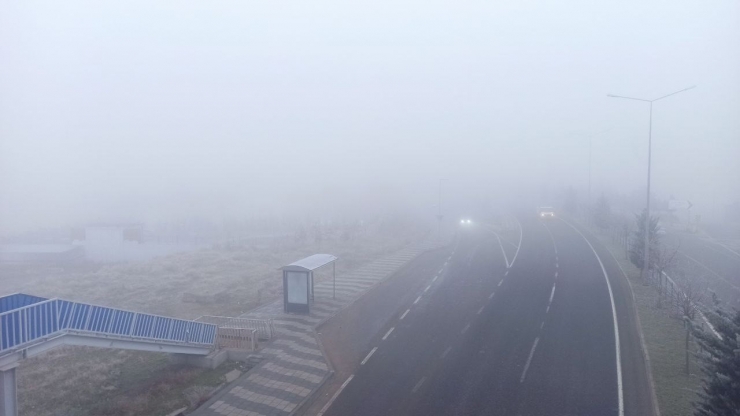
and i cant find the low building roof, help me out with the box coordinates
[282,254,337,272]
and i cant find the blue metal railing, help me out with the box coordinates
[0,293,48,314]
[0,298,217,353]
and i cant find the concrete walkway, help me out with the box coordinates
[192,240,441,416]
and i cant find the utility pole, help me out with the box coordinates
[608,86,695,280]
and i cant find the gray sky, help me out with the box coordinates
[1,0,738,233]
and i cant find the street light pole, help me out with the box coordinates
[607,86,694,281]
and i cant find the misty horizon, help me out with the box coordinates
[1,0,738,235]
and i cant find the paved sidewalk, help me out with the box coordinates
[192,240,441,416]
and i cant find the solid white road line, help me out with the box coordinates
[361,347,378,365]
[317,374,354,416]
[494,232,511,268]
[520,337,540,383]
[489,291,495,299]
[413,295,422,305]
[441,346,453,359]
[560,218,624,416]
[400,309,411,320]
[412,377,427,393]
[511,216,523,267]
[382,327,395,341]
[477,306,485,315]
[461,323,470,334]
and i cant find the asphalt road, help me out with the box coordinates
[319,213,655,416]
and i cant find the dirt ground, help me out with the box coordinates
[3,221,427,416]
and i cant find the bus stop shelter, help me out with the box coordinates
[281,254,337,314]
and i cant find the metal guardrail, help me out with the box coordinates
[0,298,217,354]
[216,327,258,351]
[195,315,275,340]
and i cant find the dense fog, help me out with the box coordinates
[1,0,738,236]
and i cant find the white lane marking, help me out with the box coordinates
[412,377,427,393]
[540,321,545,329]
[556,256,559,262]
[413,295,422,305]
[493,232,511,268]
[477,306,485,315]
[559,218,624,416]
[520,337,540,383]
[441,346,453,359]
[497,280,503,287]
[438,268,444,274]
[555,271,558,278]
[548,284,556,304]
[489,291,495,299]
[444,261,449,266]
[556,263,559,269]
[545,284,555,314]
[448,256,452,261]
[316,374,354,416]
[400,309,410,320]
[361,347,378,365]
[424,285,431,293]
[382,327,395,341]
[505,270,509,276]
[432,275,439,282]
[511,215,523,267]
[461,323,471,334]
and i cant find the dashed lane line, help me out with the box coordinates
[520,337,540,383]
[498,280,503,287]
[477,306,485,315]
[382,327,395,341]
[412,377,427,393]
[424,285,431,293]
[317,375,354,416]
[441,346,452,359]
[489,291,495,299]
[413,295,422,305]
[461,323,470,334]
[400,309,411,320]
[361,347,378,365]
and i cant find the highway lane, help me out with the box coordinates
[324,226,508,415]
[322,212,653,416]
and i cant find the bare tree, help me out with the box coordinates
[674,274,706,375]
[653,243,680,308]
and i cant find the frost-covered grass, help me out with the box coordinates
[4,220,428,416]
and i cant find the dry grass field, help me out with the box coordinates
[3,221,427,415]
